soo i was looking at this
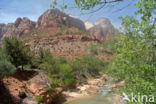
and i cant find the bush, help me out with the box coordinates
[72,55,105,78]
[30,56,41,69]
[59,64,76,87]
[39,49,59,73]
[0,60,16,78]
[102,41,115,54]
[49,74,63,88]
[56,57,69,64]
[45,87,54,93]
[38,49,76,88]
[89,43,100,55]
[55,32,62,36]
[35,95,43,104]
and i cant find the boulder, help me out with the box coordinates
[85,87,97,94]
[27,73,63,104]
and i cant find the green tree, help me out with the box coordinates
[108,0,156,103]
[3,38,31,70]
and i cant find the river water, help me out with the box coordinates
[65,79,121,104]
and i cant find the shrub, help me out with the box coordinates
[72,55,105,77]
[89,43,100,55]
[39,49,59,73]
[38,49,76,88]
[30,56,41,69]
[58,64,76,87]
[0,60,16,78]
[35,95,43,104]
[54,32,63,37]
[49,74,63,88]
[102,41,115,54]
[56,57,69,64]
[45,87,54,93]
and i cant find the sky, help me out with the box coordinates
[0,0,139,28]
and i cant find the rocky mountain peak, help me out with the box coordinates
[95,18,111,25]
[88,18,117,41]
[36,9,86,31]
[85,21,94,30]
[2,17,35,38]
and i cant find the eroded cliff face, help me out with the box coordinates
[36,9,86,31]
[0,9,117,42]
[0,23,13,39]
[0,9,86,39]
[87,18,117,42]
[1,17,35,39]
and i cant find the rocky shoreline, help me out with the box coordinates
[56,74,125,104]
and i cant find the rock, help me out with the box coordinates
[27,72,63,104]
[85,87,97,94]
[85,21,94,30]
[112,80,125,88]
[0,23,12,39]
[22,96,38,104]
[112,94,125,104]
[88,18,117,41]
[1,17,35,38]
[18,91,27,99]
[36,9,86,31]
[101,74,109,81]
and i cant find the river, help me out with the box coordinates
[64,78,123,104]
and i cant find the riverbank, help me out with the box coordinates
[55,74,125,104]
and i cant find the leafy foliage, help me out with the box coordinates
[107,0,156,103]
[90,41,115,55]
[35,95,43,104]
[72,55,105,78]
[0,60,16,78]
[38,49,76,88]
[102,41,115,54]
[50,0,122,11]
[0,45,16,79]
[58,64,76,87]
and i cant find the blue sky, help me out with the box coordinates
[0,0,138,28]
